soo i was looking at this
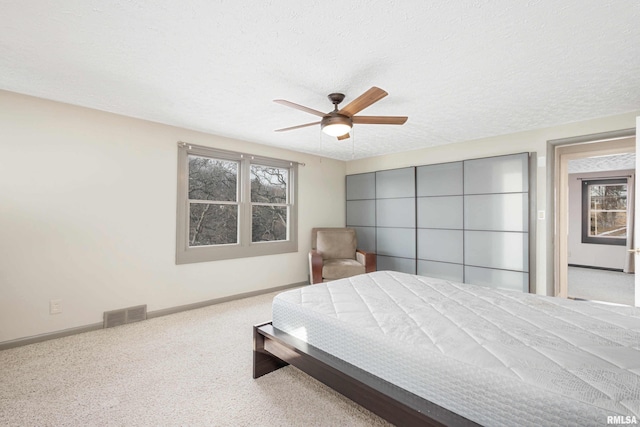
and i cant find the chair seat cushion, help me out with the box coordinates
[322,258,365,280]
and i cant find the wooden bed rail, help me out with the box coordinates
[253,322,479,427]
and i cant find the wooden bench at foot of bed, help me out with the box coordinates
[253,321,479,427]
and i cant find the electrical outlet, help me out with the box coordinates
[50,299,62,315]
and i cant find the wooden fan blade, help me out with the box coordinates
[274,99,326,117]
[352,116,408,125]
[338,87,388,117]
[274,121,321,132]
[337,133,350,140]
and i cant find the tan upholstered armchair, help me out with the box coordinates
[309,228,376,284]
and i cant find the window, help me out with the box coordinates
[581,178,627,246]
[250,164,289,242]
[189,156,239,246]
[176,143,298,264]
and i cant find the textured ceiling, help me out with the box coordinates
[568,153,636,174]
[1,1,639,161]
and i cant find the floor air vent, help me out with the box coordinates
[103,305,147,328]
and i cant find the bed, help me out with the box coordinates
[253,271,640,426]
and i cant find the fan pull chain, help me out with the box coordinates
[351,129,355,160]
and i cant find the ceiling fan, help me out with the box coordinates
[274,86,407,140]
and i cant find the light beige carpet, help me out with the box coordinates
[0,291,390,426]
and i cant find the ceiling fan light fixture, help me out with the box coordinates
[321,114,352,137]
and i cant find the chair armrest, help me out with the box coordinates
[309,250,324,284]
[356,249,377,273]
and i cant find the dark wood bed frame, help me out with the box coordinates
[253,321,480,427]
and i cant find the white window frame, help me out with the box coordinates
[176,143,298,264]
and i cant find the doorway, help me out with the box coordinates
[553,134,636,305]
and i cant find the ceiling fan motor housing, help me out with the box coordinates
[321,113,353,136]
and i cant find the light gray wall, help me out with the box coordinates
[567,170,633,269]
[0,90,346,343]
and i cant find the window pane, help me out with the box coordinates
[590,211,627,237]
[251,165,287,203]
[588,183,627,239]
[252,205,287,242]
[188,156,237,202]
[589,184,627,210]
[189,203,238,246]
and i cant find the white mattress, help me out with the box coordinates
[272,271,640,427]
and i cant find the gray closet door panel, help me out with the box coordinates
[352,226,376,253]
[346,200,376,227]
[464,193,528,232]
[464,153,529,195]
[376,227,416,259]
[417,196,463,229]
[377,256,416,274]
[418,260,464,282]
[376,168,415,199]
[346,173,375,200]
[465,231,528,272]
[346,151,529,288]
[416,162,463,197]
[465,266,529,293]
[417,229,463,264]
[377,198,416,228]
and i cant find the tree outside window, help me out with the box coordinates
[251,165,288,242]
[188,156,238,246]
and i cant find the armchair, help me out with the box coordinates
[308,227,376,284]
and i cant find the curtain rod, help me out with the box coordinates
[577,175,632,180]
[177,141,306,166]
